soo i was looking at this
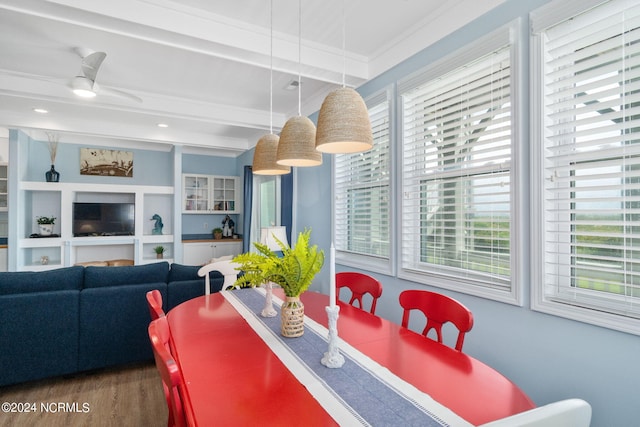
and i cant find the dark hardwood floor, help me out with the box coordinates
[0,362,167,427]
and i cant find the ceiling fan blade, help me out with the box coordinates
[66,48,141,102]
[81,51,106,82]
[98,85,143,103]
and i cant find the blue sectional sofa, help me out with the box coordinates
[0,262,226,386]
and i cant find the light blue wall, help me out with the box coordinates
[294,1,640,426]
[27,138,173,186]
[182,153,238,176]
[295,157,332,292]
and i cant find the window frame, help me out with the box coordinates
[530,0,640,335]
[333,88,394,275]
[397,19,524,305]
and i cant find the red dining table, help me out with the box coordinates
[166,288,535,426]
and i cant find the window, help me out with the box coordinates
[334,91,391,272]
[532,0,640,334]
[258,176,278,228]
[399,23,519,302]
[250,175,281,251]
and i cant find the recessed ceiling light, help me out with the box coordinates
[157,123,169,128]
[33,108,48,114]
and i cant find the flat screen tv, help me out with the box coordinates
[73,202,135,237]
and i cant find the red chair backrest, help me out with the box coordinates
[399,289,474,351]
[148,317,193,427]
[146,289,165,320]
[336,272,383,314]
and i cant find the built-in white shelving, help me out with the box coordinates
[17,181,175,271]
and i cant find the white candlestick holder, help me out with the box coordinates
[260,282,277,317]
[321,305,345,368]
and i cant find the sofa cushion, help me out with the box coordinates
[0,266,84,295]
[0,290,80,386]
[168,263,201,282]
[83,261,169,288]
[169,263,224,282]
[78,283,167,371]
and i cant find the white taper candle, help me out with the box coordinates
[329,243,336,307]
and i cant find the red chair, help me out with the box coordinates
[399,289,474,351]
[146,289,165,320]
[148,316,194,427]
[336,272,383,314]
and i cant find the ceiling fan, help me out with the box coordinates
[69,48,142,103]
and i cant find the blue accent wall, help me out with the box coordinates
[295,1,639,426]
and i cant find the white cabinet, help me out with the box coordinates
[182,174,210,213]
[183,240,242,265]
[183,174,241,214]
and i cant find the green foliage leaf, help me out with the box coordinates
[232,228,324,296]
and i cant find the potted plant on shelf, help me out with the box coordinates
[153,245,165,259]
[212,227,223,240]
[233,228,324,337]
[36,216,56,236]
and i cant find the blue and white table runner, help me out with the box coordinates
[223,288,473,427]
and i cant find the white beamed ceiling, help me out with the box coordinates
[0,0,504,155]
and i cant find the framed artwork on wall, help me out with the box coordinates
[80,148,133,177]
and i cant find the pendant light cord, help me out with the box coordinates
[269,0,274,134]
[297,0,302,116]
[342,0,346,88]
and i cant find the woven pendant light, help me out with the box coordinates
[276,115,321,166]
[315,0,372,154]
[252,0,290,175]
[253,133,291,175]
[315,87,372,153]
[275,0,322,167]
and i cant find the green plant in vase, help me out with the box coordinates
[233,228,324,337]
[36,216,56,225]
[212,227,223,239]
[154,245,165,259]
[36,216,56,236]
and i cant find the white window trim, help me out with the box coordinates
[397,19,524,306]
[530,0,640,335]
